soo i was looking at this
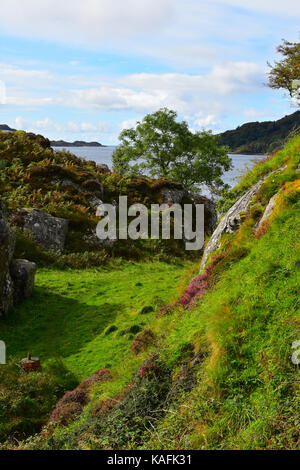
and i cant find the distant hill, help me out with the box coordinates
[218,111,300,154]
[51,140,104,147]
[0,124,16,132]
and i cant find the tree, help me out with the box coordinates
[267,39,300,98]
[112,108,232,194]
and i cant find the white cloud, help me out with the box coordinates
[120,118,142,131]
[214,0,300,17]
[0,0,174,46]
[58,62,265,113]
[12,116,110,136]
[0,63,52,84]
[0,58,265,115]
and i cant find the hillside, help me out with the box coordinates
[0,131,216,267]
[50,140,104,147]
[0,134,299,450]
[0,124,16,132]
[219,111,300,155]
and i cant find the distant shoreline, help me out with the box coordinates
[51,140,105,147]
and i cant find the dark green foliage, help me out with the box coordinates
[0,130,197,263]
[104,325,119,336]
[113,108,231,193]
[218,111,300,154]
[267,39,300,97]
[139,306,154,315]
[0,358,77,443]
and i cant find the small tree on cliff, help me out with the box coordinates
[267,38,300,100]
[112,108,231,194]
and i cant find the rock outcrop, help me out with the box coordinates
[10,259,37,306]
[200,166,287,271]
[0,203,36,317]
[0,203,15,317]
[23,209,69,252]
[255,193,278,233]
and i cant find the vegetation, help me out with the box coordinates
[218,111,300,155]
[267,39,300,98]
[0,358,77,444]
[0,130,200,265]
[112,108,232,194]
[0,136,298,450]
[0,261,195,444]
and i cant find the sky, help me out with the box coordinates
[0,0,299,144]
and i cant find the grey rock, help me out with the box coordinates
[0,203,36,317]
[97,164,110,173]
[160,187,217,236]
[200,166,287,271]
[160,188,188,204]
[23,209,68,252]
[10,259,37,305]
[255,192,278,232]
[0,203,15,317]
[53,176,104,205]
[86,194,103,208]
[190,193,217,235]
[200,180,263,271]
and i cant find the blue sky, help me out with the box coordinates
[0,0,299,144]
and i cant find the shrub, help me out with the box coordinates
[131,329,156,354]
[0,358,77,443]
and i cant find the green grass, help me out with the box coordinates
[22,139,299,451]
[143,183,300,450]
[0,261,195,379]
[1,136,299,450]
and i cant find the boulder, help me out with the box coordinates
[0,203,37,317]
[10,259,37,306]
[255,192,278,233]
[160,186,217,236]
[160,187,188,204]
[23,209,69,252]
[97,164,110,173]
[0,203,15,317]
[190,193,217,236]
[200,179,264,271]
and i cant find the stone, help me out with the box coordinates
[23,209,69,252]
[255,192,278,233]
[200,166,287,271]
[97,163,110,173]
[10,259,37,306]
[0,202,15,317]
[160,186,217,236]
[0,203,36,317]
[190,193,218,236]
[160,188,188,204]
[200,179,264,271]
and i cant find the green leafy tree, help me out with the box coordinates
[112,108,232,193]
[267,39,300,97]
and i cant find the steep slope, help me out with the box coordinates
[13,135,298,451]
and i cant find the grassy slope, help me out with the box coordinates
[25,136,299,451]
[1,137,299,450]
[0,261,195,380]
